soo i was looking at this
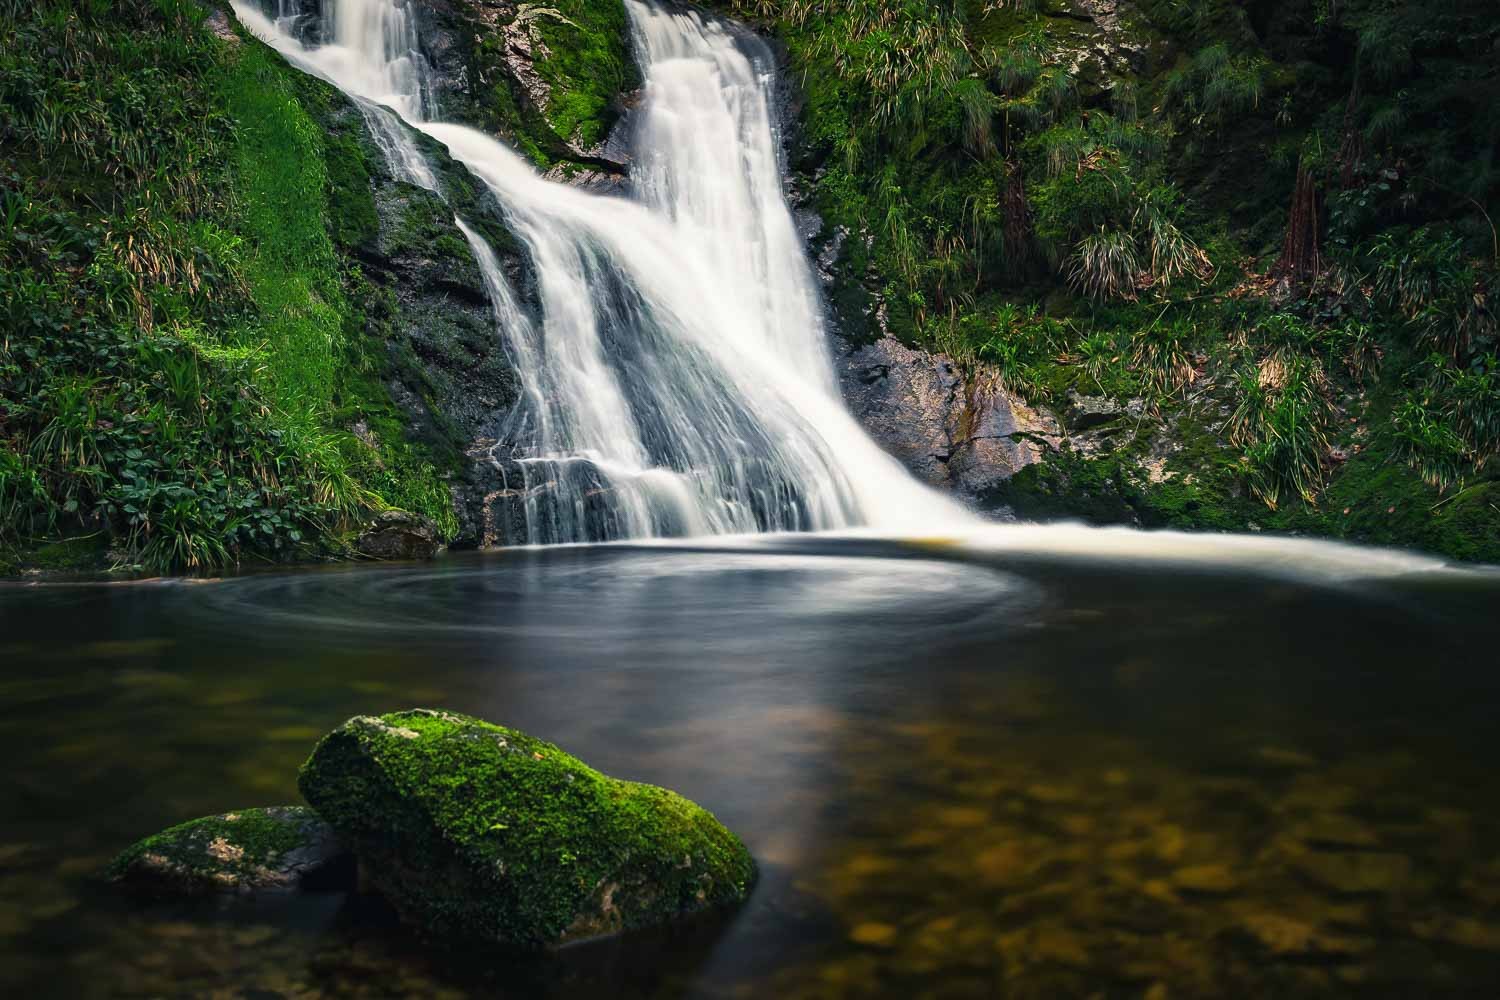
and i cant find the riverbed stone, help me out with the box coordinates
[1242,912,1370,957]
[1170,862,1239,894]
[108,806,350,895]
[1291,850,1413,895]
[298,709,756,949]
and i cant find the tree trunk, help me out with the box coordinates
[1274,161,1322,282]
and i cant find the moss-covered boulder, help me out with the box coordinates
[108,806,351,895]
[299,709,756,949]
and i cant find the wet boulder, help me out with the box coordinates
[356,510,444,561]
[108,806,351,895]
[299,709,756,949]
[837,334,1055,497]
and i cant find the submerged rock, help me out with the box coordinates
[356,510,444,561]
[299,709,756,949]
[108,806,350,896]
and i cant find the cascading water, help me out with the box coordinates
[267,0,433,119]
[235,0,972,544]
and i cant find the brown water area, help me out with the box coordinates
[2,536,1499,998]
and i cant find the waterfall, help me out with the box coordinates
[233,0,972,544]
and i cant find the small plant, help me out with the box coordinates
[1132,317,1197,399]
[1077,330,1120,390]
[1162,44,1269,132]
[1226,350,1335,509]
[1337,320,1383,382]
[1068,229,1139,300]
[1392,393,1469,491]
[0,446,51,539]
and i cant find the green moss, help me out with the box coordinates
[299,709,756,949]
[107,805,333,893]
[1278,450,1500,564]
[453,0,638,169]
[531,0,638,149]
[219,43,347,417]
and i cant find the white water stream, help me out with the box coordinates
[236,0,969,543]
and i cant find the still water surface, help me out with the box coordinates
[3,531,1500,997]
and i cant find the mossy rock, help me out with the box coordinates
[108,806,351,896]
[299,709,757,950]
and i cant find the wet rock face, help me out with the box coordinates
[294,81,527,547]
[108,806,352,896]
[299,710,757,950]
[359,175,522,465]
[837,336,1057,498]
[356,510,444,560]
[252,0,327,45]
[415,0,635,175]
[1050,0,1168,100]
[452,455,624,549]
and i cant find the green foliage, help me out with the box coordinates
[530,0,638,149]
[968,303,1061,399]
[1392,355,1500,491]
[1226,351,1335,509]
[1162,44,1268,132]
[1365,228,1498,363]
[0,2,456,573]
[1030,128,1209,301]
[1132,315,1199,400]
[1391,391,1470,492]
[0,446,49,540]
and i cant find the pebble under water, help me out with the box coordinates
[3,535,1500,998]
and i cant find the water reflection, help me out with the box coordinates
[2,537,1499,996]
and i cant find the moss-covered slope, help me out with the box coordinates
[0,1,526,574]
[299,709,756,949]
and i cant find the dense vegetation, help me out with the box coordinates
[0,0,457,573]
[717,0,1500,560]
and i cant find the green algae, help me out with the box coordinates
[299,709,757,950]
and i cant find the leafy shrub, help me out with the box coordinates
[1226,351,1335,509]
[1132,316,1198,399]
[1366,228,1498,361]
[1068,230,1140,301]
[1392,392,1469,491]
[1161,44,1269,132]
